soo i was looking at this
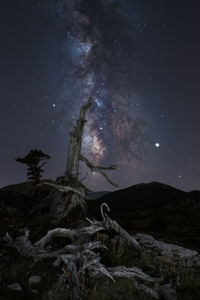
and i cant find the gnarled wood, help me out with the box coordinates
[4,202,164,300]
[38,181,85,197]
[86,203,141,251]
[80,154,118,187]
[39,179,87,224]
[43,98,118,223]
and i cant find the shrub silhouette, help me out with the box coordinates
[16,149,51,184]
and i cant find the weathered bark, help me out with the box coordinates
[38,182,85,197]
[4,229,158,299]
[4,203,164,300]
[3,231,66,261]
[34,226,105,249]
[65,97,117,187]
[86,203,141,251]
[43,98,118,223]
[107,266,156,282]
[66,98,92,178]
[3,228,112,300]
[39,181,87,224]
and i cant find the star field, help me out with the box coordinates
[1,0,200,191]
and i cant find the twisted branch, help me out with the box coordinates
[79,155,118,188]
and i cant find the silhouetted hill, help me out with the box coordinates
[87,182,200,249]
[1,181,200,299]
[1,181,200,249]
[87,191,110,200]
[88,182,187,214]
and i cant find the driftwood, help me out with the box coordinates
[86,203,141,251]
[108,266,155,282]
[4,230,67,261]
[34,202,140,251]
[3,203,160,299]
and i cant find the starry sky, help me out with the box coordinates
[1,0,200,191]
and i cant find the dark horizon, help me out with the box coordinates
[2,179,199,194]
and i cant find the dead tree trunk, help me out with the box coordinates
[65,98,92,179]
[42,98,118,224]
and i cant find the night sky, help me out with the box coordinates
[1,0,200,191]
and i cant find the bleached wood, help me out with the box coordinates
[87,203,141,251]
[108,266,154,282]
[4,203,160,299]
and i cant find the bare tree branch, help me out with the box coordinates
[80,172,88,182]
[79,154,118,188]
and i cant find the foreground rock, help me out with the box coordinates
[29,275,42,285]
[8,283,22,292]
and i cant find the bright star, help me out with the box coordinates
[155,143,160,148]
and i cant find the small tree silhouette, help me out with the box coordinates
[16,149,51,184]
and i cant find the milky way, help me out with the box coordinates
[35,0,148,188]
[2,0,200,191]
